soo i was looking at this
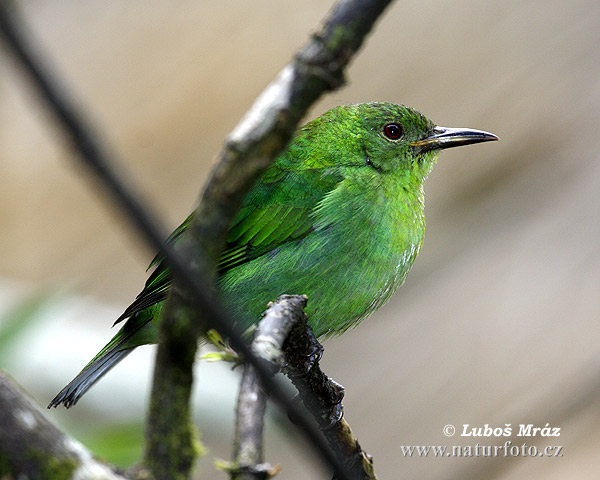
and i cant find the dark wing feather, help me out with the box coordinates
[113,267,171,324]
[112,215,193,325]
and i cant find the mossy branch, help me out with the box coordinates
[0,371,128,480]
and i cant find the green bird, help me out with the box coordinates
[48,102,497,408]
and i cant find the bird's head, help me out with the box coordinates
[327,102,498,183]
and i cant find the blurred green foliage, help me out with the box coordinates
[78,423,144,467]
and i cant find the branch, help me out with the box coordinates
[228,295,308,480]
[230,365,272,480]
[143,300,201,480]
[284,328,376,480]
[0,371,128,480]
[192,0,395,266]
[228,295,376,480]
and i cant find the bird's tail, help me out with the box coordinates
[47,347,132,408]
[48,307,157,408]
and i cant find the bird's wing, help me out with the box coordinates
[114,164,343,325]
[218,165,342,273]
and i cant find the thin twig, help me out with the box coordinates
[230,296,308,480]
[230,365,272,480]
[230,295,309,480]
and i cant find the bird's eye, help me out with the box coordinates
[383,123,403,140]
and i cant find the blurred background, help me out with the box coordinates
[1,1,599,478]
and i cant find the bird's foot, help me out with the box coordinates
[320,378,345,429]
[285,326,324,379]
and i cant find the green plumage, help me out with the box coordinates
[49,102,497,408]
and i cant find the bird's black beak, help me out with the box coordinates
[410,126,498,153]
